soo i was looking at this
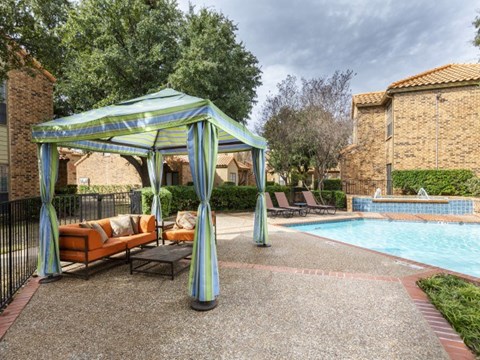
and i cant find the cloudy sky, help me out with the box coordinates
[177,0,479,128]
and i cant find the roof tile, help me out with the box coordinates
[388,64,480,90]
[352,91,385,106]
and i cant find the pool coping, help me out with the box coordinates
[279,214,478,359]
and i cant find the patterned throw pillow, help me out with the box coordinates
[110,215,134,237]
[175,212,197,230]
[79,222,108,243]
[118,214,142,234]
[91,222,109,243]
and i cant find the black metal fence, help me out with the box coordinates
[0,191,142,310]
[341,179,392,196]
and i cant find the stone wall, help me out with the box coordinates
[7,69,54,199]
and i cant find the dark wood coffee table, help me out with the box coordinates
[129,246,192,280]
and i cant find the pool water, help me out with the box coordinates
[290,219,480,278]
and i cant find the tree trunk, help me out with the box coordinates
[121,155,150,187]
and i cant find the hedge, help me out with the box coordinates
[311,190,346,209]
[141,185,346,214]
[322,179,342,191]
[141,188,173,217]
[392,170,475,196]
[78,184,141,194]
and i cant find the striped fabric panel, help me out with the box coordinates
[252,148,269,245]
[37,143,62,276]
[187,121,220,302]
[147,151,163,223]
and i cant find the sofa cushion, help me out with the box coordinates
[60,238,126,262]
[130,215,141,234]
[139,215,155,233]
[59,225,103,251]
[110,216,134,237]
[96,218,113,238]
[162,228,195,242]
[91,222,109,243]
[114,232,157,249]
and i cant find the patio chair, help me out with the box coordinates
[302,191,336,215]
[274,192,307,217]
[265,192,293,218]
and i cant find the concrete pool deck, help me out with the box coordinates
[0,211,477,359]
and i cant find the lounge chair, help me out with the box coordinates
[265,192,293,218]
[302,191,336,215]
[274,192,307,217]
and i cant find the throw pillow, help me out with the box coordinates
[177,212,197,230]
[110,215,134,237]
[119,214,142,234]
[91,222,109,243]
[79,222,93,229]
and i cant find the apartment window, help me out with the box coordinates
[229,172,236,184]
[0,82,6,125]
[352,118,358,144]
[0,165,8,201]
[386,102,393,138]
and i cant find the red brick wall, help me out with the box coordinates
[7,69,54,200]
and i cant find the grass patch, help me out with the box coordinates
[418,274,480,356]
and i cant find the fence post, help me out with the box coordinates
[97,194,103,220]
[8,202,13,298]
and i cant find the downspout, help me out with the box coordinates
[435,93,442,170]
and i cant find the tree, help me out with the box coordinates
[168,7,262,124]
[0,0,72,81]
[58,1,261,186]
[259,76,310,185]
[474,13,480,48]
[260,72,353,190]
[300,71,354,190]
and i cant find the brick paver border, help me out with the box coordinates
[0,277,40,340]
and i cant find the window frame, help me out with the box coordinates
[385,101,393,139]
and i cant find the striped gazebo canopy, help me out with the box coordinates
[32,88,266,155]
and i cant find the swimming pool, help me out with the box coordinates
[290,219,480,278]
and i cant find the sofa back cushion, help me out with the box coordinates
[59,224,104,251]
[139,215,155,233]
[96,218,113,238]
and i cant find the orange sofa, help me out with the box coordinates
[59,215,157,279]
[162,211,216,243]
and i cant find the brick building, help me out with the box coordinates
[0,66,55,201]
[74,152,253,187]
[340,64,480,195]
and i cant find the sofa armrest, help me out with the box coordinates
[59,226,103,251]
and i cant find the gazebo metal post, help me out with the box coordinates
[187,121,219,311]
[252,148,270,247]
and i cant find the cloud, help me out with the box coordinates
[177,0,479,127]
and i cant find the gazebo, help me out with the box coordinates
[31,89,269,310]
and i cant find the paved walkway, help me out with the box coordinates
[0,212,476,359]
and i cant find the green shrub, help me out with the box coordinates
[55,185,78,195]
[465,177,480,197]
[266,181,275,186]
[141,187,172,217]
[322,178,342,191]
[222,181,235,186]
[78,184,141,194]
[312,190,346,209]
[418,274,480,356]
[392,170,475,196]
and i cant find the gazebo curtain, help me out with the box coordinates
[37,143,61,277]
[187,121,219,302]
[252,148,269,246]
[147,151,163,223]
